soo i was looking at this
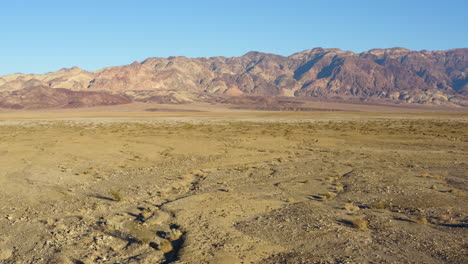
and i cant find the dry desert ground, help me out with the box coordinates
[0,106,467,263]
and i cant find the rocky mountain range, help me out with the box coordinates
[0,86,130,109]
[0,47,467,109]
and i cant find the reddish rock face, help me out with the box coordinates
[0,47,467,107]
[0,86,131,109]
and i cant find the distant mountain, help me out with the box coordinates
[0,47,467,109]
[0,86,130,109]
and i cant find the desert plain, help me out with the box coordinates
[0,103,467,264]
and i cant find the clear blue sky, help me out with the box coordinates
[1,0,467,75]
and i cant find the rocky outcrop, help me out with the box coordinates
[0,47,466,107]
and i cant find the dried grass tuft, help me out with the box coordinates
[344,203,360,213]
[109,189,123,202]
[349,216,368,230]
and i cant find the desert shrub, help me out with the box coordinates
[437,214,450,222]
[334,185,344,192]
[324,192,337,199]
[420,172,430,178]
[158,239,173,253]
[324,177,334,182]
[371,201,386,209]
[416,216,428,224]
[109,189,123,202]
[344,203,360,213]
[167,228,183,241]
[349,216,368,230]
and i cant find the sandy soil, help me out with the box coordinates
[0,110,467,263]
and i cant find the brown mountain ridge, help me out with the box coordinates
[0,86,130,109]
[0,47,467,109]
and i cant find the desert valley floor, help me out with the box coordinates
[0,106,467,264]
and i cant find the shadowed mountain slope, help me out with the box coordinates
[0,86,131,109]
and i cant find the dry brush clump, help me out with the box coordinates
[371,201,386,210]
[437,214,451,222]
[150,228,183,254]
[166,228,183,241]
[151,239,173,254]
[416,215,428,224]
[334,184,344,192]
[324,192,337,200]
[420,172,430,178]
[348,216,368,230]
[344,203,360,213]
[109,189,123,202]
[324,176,334,182]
